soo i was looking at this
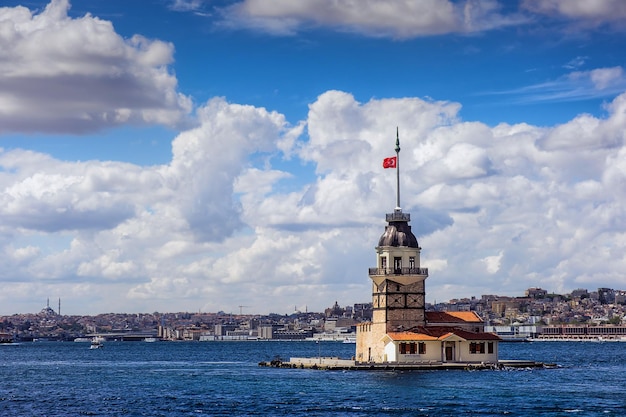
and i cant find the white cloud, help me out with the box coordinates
[539,90,626,151]
[0,0,192,134]
[492,66,626,104]
[213,0,626,39]
[482,252,503,274]
[589,67,624,90]
[4,89,626,314]
[522,0,626,27]
[217,0,524,38]
[169,0,205,13]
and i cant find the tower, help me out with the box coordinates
[356,129,429,363]
[370,208,428,331]
[353,130,502,365]
[373,128,428,330]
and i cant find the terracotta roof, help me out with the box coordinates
[446,311,483,323]
[384,327,500,342]
[386,332,438,341]
[422,326,501,341]
[425,311,483,324]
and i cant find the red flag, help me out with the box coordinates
[383,156,397,169]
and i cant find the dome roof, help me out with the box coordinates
[378,221,419,248]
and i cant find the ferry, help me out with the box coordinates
[306,333,357,342]
[90,336,105,349]
[73,337,91,343]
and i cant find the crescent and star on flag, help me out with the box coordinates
[382,156,396,168]
[382,127,400,169]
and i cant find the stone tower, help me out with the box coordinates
[370,208,428,332]
[356,129,429,363]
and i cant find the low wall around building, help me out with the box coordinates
[287,357,356,368]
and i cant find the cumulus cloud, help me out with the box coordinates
[167,97,291,241]
[0,153,143,232]
[539,91,626,151]
[0,0,192,134]
[4,89,626,314]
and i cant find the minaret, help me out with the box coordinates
[370,129,428,332]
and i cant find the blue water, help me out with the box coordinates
[1,341,625,416]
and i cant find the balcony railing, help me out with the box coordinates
[386,211,410,222]
[368,267,429,276]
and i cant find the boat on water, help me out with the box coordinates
[529,336,626,342]
[143,337,158,342]
[90,336,105,349]
[73,337,91,343]
[306,332,357,342]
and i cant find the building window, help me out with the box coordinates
[399,342,423,355]
[488,342,494,354]
[470,342,485,354]
[381,257,387,270]
[409,256,415,269]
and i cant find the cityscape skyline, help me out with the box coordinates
[13,284,626,317]
[3,284,626,346]
[1,1,626,315]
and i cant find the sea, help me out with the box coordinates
[1,340,625,416]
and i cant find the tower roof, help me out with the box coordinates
[378,209,419,248]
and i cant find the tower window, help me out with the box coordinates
[409,256,415,269]
[381,257,387,270]
[394,257,402,273]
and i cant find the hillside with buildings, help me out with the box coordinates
[2,287,626,343]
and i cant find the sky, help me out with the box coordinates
[2,0,626,315]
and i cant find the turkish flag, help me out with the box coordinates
[383,156,397,169]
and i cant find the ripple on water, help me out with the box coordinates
[2,341,626,416]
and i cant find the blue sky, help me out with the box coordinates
[2,0,626,315]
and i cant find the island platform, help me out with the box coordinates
[259,357,556,370]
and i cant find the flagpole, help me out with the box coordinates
[395,127,401,210]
